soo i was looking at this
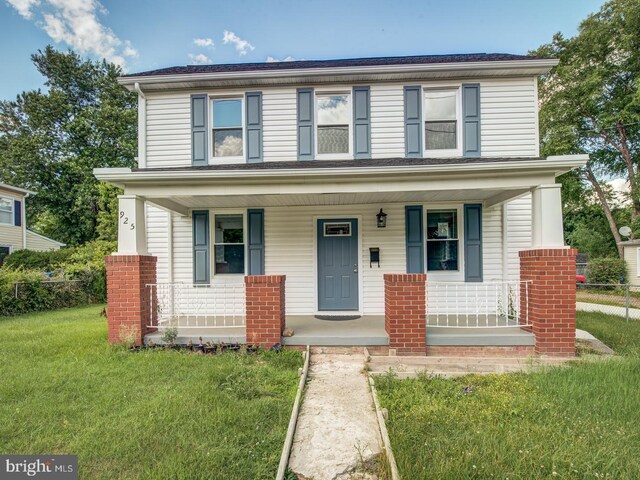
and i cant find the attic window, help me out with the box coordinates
[212,98,243,158]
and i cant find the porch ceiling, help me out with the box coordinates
[146,188,531,211]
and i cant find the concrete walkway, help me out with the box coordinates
[288,353,383,480]
[577,301,640,319]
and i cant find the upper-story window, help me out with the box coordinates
[424,88,460,155]
[211,98,243,158]
[317,93,351,156]
[0,197,13,225]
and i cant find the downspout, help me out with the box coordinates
[22,193,29,250]
[134,82,147,169]
[502,203,509,281]
[167,212,173,283]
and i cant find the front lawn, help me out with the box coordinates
[0,306,302,479]
[376,312,640,479]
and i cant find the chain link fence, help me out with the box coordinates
[576,283,640,320]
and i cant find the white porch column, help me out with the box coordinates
[117,194,148,255]
[531,183,565,248]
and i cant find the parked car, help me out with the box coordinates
[576,274,586,284]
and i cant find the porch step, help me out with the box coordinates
[426,327,535,346]
[367,355,571,377]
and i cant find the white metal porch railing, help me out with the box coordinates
[147,282,245,329]
[426,280,531,328]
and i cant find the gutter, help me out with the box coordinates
[118,59,559,87]
[134,82,147,169]
[22,192,29,249]
[94,155,588,185]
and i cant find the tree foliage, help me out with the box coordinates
[0,46,136,245]
[533,0,640,257]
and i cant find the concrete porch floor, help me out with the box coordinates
[283,315,389,346]
[144,326,245,345]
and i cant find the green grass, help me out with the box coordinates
[0,306,303,479]
[376,313,640,479]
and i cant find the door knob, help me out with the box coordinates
[353,264,358,273]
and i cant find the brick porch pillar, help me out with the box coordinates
[384,274,427,355]
[245,275,286,348]
[519,248,577,356]
[106,255,157,346]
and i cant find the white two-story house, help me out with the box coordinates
[96,53,585,351]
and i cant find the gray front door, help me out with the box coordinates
[317,219,359,311]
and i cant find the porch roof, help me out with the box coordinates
[94,155,586,213]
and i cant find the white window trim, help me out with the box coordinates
[422,85,463,158]
[211,210,247,277]
[208,94,246,165]
[425,204,464,281]
[0,196,14,226]
[314,89,354,160]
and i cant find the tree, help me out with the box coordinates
[0,46,136,245]
[533,0,640,258]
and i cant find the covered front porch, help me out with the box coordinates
[98,156,583,355]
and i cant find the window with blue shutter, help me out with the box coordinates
[191,94,208,166]
[462,84,481,157]
[245,92,263,163]
[405,205,424,273]
[247,209,265,275]
[404,86,422,158]
[297,88,315,160]
[192,211,210,284]
[464,204,483,282]
[353,86,371,159]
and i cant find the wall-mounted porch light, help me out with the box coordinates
[376,208,388,228]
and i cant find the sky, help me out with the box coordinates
[0,0,605,101]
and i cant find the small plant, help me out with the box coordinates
[120,325,138,349]
[161,327,178,346]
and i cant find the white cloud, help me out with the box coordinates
[188,53,212,65]
[222,30,254,56]
[608,178,630,206]
[6,0,137,69]
[194,37,214,48]
[6,0,40,19]
[266,55,295,63]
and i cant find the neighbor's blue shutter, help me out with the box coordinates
[404,86,422,158]
[192,210,210,284]
[191,94,208,166]
[405,205,424,273]
[14,200,21,227]
[297,88,315,160]
[464,204,483,282]
[462,84,481,158]
[247,209,265,275]
[246,92,263,163]
[353,86,371,159]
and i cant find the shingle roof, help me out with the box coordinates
[123,53,547,78]
[133,156,544,172]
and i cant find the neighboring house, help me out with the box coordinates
[0,183,65,265]
[620,241,640,286]
[96,53,585,356]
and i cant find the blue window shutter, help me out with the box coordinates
[464,204,483,282]
[246,92,263,163]
[192,210,210,284]
[404,86,422,158]
[405,205,424,273]
[247,209,265,275]
[353,86,371,159]
[297,88,314,160]
[462,84,481,158]
[191,94,208,166]
[14,200,21,227]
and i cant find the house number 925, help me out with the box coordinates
[119,211,135,230]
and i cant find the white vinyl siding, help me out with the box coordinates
[623,245,640,286]
[480,78,539,157]
[370,84,405,158]
[145,92,192,168]
[144,200,533,315]
[262,89,298,161]
[24,231,62,251]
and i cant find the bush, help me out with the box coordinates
[0,240,116,315]
[0,269,92,316]
[587,257,627,284]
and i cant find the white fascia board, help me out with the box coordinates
[118,59,559,89]
[93,155,587,185]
